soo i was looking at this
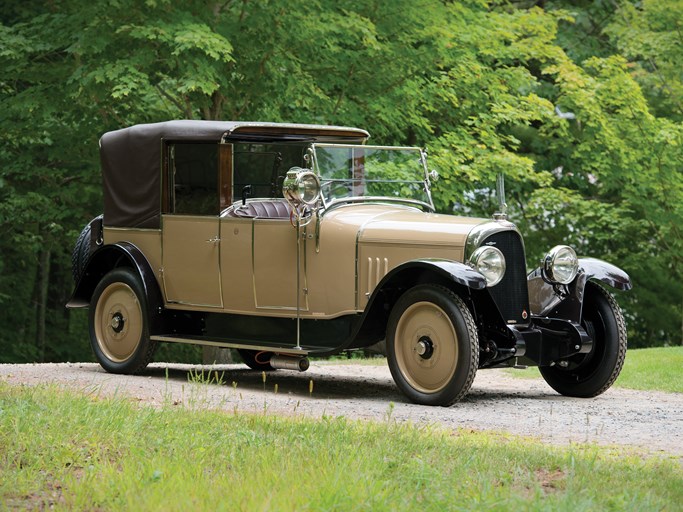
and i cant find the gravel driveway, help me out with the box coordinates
[1,361,681,460]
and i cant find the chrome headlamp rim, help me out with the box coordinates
[469,246,506,287]
[542,245,579,285]
[283,167,321,207]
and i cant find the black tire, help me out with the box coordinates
[539,283,627,398]
[237,349,276,371]
[89,268,157,374]
[386,284,479,406]
[72,215,102,283]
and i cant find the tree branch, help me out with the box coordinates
[154,84,186,116]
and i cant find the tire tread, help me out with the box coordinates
[539,283,627,398]
[584,284,627,397]
[435,285,479,405]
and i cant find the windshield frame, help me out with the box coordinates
[310,143,435,212]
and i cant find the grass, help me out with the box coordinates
[0,383,681,511]
[508,346,683,393]
[616,346,683,393]
[322,355,388,366]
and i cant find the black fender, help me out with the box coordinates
[528,257,631,323]
[375,259,487,292]
[66,242,164,330]
[347,259,486,349]
[578,258,631,291]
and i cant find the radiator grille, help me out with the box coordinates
[483,231,529,324]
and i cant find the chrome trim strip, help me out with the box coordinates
[151,336,310,355]
[420,149,436,211]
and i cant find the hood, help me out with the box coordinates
[321,203,489,247]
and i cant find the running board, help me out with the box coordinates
[150,335,310,356]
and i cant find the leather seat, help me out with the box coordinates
[224,200,292,219]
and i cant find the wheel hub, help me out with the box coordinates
[415,336,434,359]
[111,313,125,333]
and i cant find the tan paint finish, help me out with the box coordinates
[357,244,464,305]
[352,207,482,307]
[394,301,458,393]
[253,219,305,310]
[105,204,488,320]
[306,204,485,316]
[304,205,389,316]
[94,281,144,362]
[358,209,482,245]
[103,227,163,291]
[161,215,222,307]
[218,217,254,311]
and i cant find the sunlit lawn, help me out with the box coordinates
[0,382,680,511]
[507,346,683,393]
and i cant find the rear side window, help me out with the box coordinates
[169,143,218,215]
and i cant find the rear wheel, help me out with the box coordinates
[89,268,156,374]
[72,215,102,282]
[539,283,627,397]
[387,284,478,406]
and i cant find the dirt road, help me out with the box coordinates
[1,361,681,460]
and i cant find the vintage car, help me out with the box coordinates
[68,120,631,406]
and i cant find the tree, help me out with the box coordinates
[0,0,680,364]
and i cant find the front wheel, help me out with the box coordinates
[89,268,157,374]
[539,283,627,397]
[387,284,479,406]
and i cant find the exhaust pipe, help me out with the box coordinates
[269,355,310,372]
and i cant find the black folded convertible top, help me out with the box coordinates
[100,120,369,229]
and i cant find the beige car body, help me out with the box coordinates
[104,205,482,320]
[69,120,632,406]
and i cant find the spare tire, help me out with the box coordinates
[72,215,102,283]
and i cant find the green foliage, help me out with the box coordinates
[0,0,681,362]
[1,383,681,509]
[604,0,683,121]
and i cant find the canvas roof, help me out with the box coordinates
[100,120,369,228]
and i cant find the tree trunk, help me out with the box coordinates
[202,346,234,364]
[36,249,51,361]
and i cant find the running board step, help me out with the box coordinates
[150,335,310,356]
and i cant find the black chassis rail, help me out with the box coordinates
[506,318,592,368]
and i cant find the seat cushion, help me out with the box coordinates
[225,200,292,219]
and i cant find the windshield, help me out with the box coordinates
[312,144,433,210]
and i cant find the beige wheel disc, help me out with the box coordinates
[394,301,458,394]
[94,282,143,363]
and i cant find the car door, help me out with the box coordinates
[161,143,222,307]
[220,141,308,313]
[252,217,304,310]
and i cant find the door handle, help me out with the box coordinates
[206,236,221,243]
